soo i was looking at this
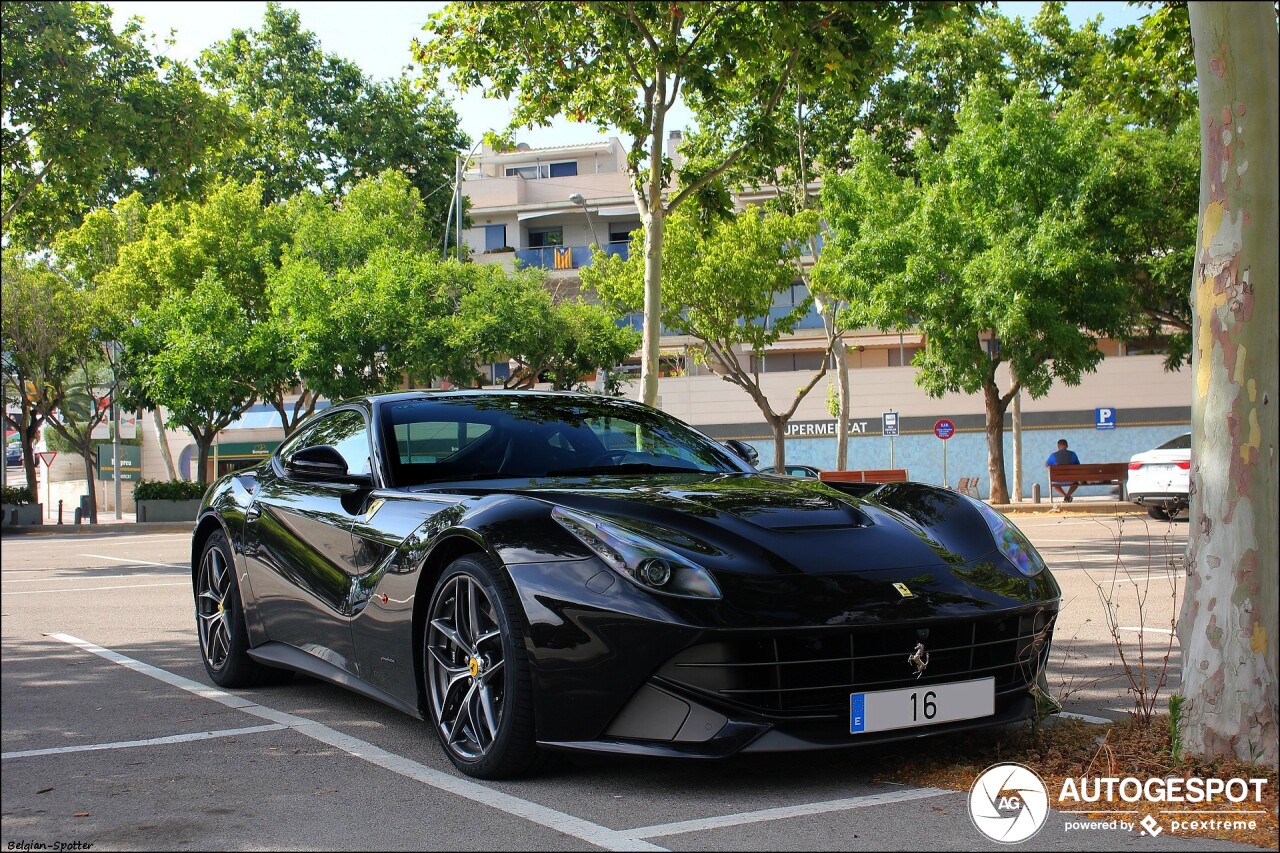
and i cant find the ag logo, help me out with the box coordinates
[968,762,1049,843]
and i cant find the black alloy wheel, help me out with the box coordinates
[425,554,539,778]
[195,531,290,687]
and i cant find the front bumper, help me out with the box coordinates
[509,560,1058,758]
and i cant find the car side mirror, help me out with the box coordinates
[287,445,372,486]
[723,439,760,466]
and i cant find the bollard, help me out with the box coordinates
[1032,483,1041,504]
[58,499,64,524]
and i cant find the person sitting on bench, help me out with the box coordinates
[1046,438,1081,502]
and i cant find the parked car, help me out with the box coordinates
[783,463,822,478]
[5,445,20,467]
[1126,432,1191,520]
[193,390,1060,778]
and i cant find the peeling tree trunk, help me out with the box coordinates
[640,204,665,408]
[1179,1,1279,766]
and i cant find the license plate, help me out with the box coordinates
[850,677,994,734]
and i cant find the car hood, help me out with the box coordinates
[435,473,1006,576]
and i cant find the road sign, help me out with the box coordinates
[883,412,899,437]
[934,419,955,440]
[1095,407,1117,430]
[36,451,57,467]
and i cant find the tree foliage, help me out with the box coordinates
[416,0,920,405]
[0,249,116,519]
[198,3,465,242]
[586,205,822,470]
[820,83,1131,501]
[1,1,238,246]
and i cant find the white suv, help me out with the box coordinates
[1127,432,1191,520]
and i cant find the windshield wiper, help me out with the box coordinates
[544,463,704,476]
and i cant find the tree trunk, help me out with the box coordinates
[1011,382,1023,503]
[640,205,665,408]
[834,338,851,470]
[150,408,178,481]
[983,381,1011,503]
[1179,1,1278,766]
[195,432,214,486]
[80,445,98,524]
[770,416,786,474]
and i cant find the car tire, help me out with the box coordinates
[1147,505,1172,521]
[195,530,292,688]
[424,554,542,779]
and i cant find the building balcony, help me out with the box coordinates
[513,241,630,271]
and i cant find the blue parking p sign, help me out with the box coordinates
[1095,407,1117,430]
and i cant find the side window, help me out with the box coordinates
[281,409,370,477]
[309,410,371,476]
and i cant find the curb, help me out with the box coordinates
[1,521,195,537]
[991,501,1148,516]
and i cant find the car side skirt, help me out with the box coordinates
[247,641,423,720]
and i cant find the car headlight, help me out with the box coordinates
[551,506,722,599]
[967,497,1048,577]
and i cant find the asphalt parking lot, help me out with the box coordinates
[1,517,1262,851]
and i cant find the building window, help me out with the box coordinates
[505,161,578,180]
[610,221,641,244]
[484,224,507,251]
[528,227,563,248]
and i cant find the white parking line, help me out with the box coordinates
[2,724,287,759]
[2,573,186,584]
[81,554,185,568]
[622,787,954,840]
[49,633,664,852]
[1117,626,1175,635]
[5,582,188,595]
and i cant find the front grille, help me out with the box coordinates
[657,609,1055,717]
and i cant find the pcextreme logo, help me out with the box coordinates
[968,762,1050,843]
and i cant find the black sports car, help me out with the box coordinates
[192,391,1060,778]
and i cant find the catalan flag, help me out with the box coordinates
[553,246,572,270]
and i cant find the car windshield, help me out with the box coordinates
[379,395,748,487]
[1158,433,1192,451]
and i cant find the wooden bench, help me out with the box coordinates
[1047,462,1129,502]
[819,468,909,484]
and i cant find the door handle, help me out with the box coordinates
[245,501,261,522]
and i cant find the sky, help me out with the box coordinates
[106,1,1150,150]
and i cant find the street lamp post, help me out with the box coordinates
[568,193,601,248]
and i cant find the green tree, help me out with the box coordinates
[198,3,464,241]
[586,205,822,471]
[124,275,270,485]
[446,264,639,392]
[51,194,182,479]
[822,84,1130,502]
[108,179,301,435]
[0,250,117,520]
[417,1,916,407]
[829,3,1109,176]
[1178,0,1278,767]
[269,171,456,405]
[2,250,67,489]
[1,1,237,246]
[813,132,921,468]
